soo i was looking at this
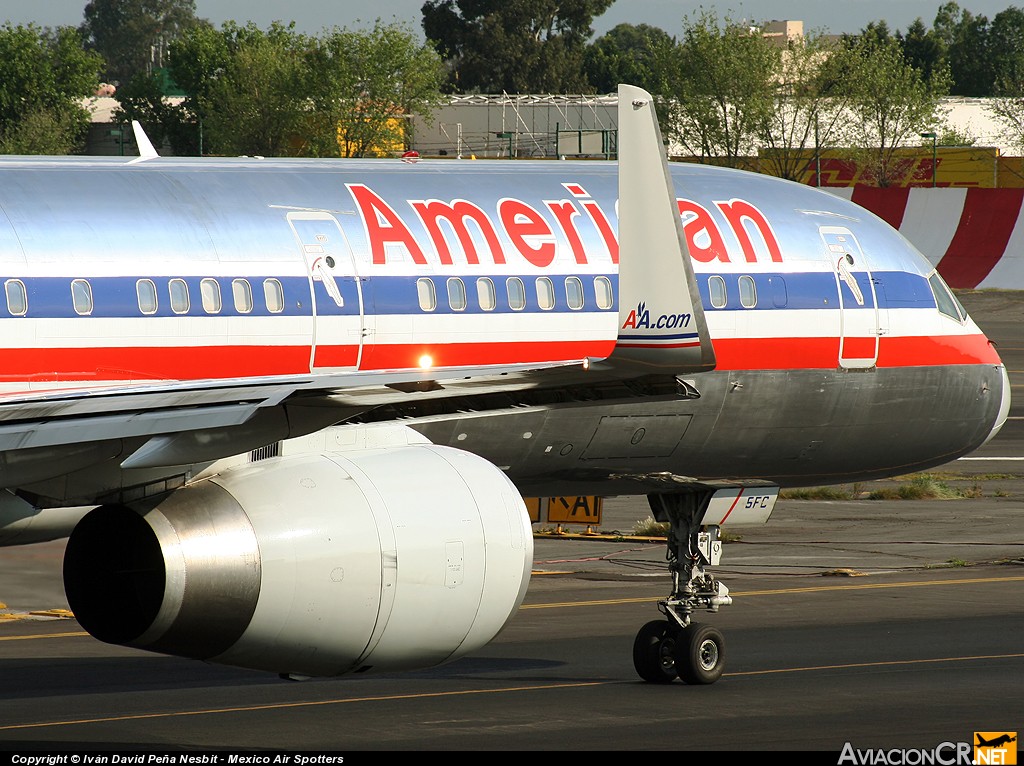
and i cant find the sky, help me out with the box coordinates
[1,0,1022,38]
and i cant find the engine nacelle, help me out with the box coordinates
[64,444,533,677]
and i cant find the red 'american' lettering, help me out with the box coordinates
[346,182,783,267]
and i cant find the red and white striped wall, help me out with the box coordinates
[827,187,1024,289]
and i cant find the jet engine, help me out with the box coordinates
[63,443,533,677]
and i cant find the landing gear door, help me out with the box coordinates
[821,226,879,370]
[287,211,366,371]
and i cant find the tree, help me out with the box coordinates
[989,6,1024,95]
[988,95,1024,155]
[755,31,851,182]
[828,36,950,186]
[0,24,104,154]
[933,2,992,95]
[306,23,444,157]
[658,12,778,169]
[161,21,445,157]
[169,22,310,157]
[114,69,199,155]
[81,0,206,85]
[583,23,673,94]
[422,0,614,93]
[899,18,947,87]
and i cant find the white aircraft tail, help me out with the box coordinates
[606,84,716,373]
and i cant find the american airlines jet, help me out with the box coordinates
[0,87,1008,685]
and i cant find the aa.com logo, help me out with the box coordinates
[975,733,1017,765]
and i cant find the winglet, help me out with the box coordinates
[604,84,716,372]
[130,120,159,161]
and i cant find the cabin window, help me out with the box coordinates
[169,279,190,314]
[232,278,253,314]
[136,279,157,315]
[768,275,788,308]
[477,277,496,311]
[739,275,757,308]
[201,278,222,314]
[507,277,526,310]
[565,277,584,310]
[594,276,613,310]
[929,272,964,322]
[263,279,284,313]
[536,277,555,310]
[5,279,26,316]
[447,277,467,311]
[709,276,727,308]
[417,278,436,311]
[71,279,93,316]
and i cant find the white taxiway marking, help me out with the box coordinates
[957,456,1024,460]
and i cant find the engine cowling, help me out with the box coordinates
[64,444,533,677]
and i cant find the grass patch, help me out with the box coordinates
[892,471,1016,482]
[782,474,987,501]
[632,517,669,537]
[780,484,862,500]
[866,475,981,500]
[630,517,742,541]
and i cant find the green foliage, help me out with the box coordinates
[658,12,779,170]
[583,23,674,94]
[0,24,104,155]
[848,4,1024,97]
[81,0,207,85]
[899,18,947,87]
[191,22,311,157]
[756,30,851,182]
[114,70,199,155]
[161,21,444,157]
[826,36,950,187]
[988,95,1024,154]
[932,2,991,96]
[991,6,1024,95]
[305,23,444,158]
[422,0,614,93]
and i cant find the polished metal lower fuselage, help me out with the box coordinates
[410,363,1007,495]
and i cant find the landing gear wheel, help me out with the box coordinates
[632,620,679,683]
[674,623,725,685]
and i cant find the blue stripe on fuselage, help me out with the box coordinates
[0,271,937,319]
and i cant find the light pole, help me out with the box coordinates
[920,132,937,187]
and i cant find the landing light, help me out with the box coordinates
[418,354,433,370]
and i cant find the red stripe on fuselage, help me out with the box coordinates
[0,346,314,382]
[359,340,617,370]
[0,333,999,384]
[711,332,1000,370]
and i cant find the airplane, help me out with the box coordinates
[0,85,1009,686]
[977,735,1017,748]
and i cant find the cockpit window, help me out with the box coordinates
[928,272,964,322]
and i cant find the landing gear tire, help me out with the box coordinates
[674,622,725,685]
[632,620,679,683]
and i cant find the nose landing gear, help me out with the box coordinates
[633,491,731,685]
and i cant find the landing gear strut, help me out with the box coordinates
[633,492,730,684]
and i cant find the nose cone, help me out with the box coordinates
[982,363,1011,447]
